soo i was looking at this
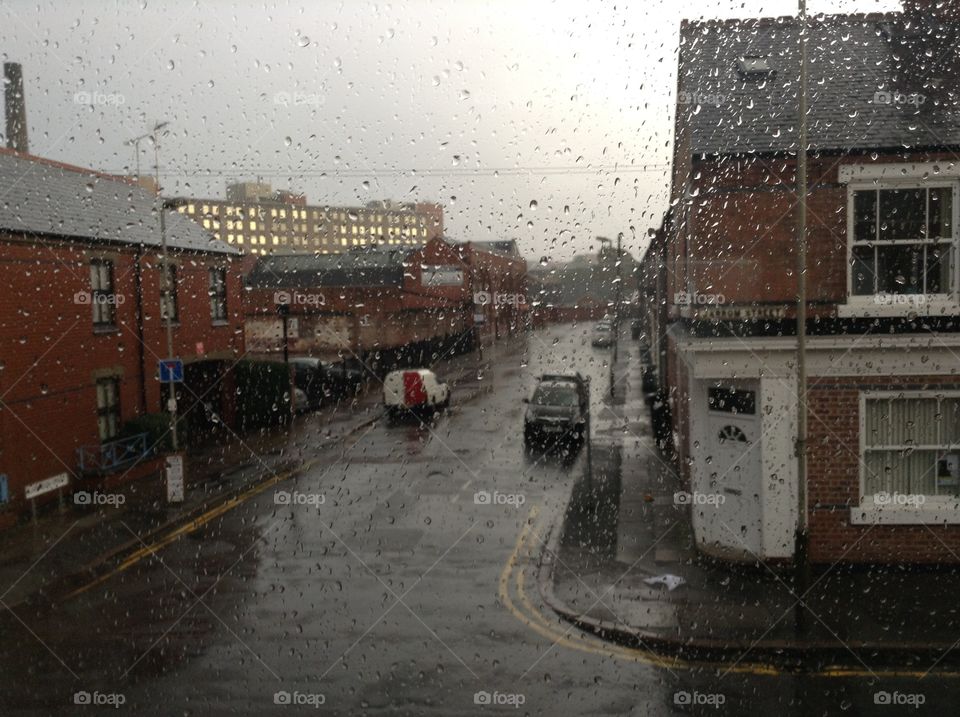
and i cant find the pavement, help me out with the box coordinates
[543,333,960,670]
[0,339,509,610]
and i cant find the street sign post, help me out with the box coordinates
[158,359,184,383]
[165,454,184,503]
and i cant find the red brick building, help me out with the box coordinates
[244,236,528,370]
[0,149,244,517]
[644,4,960,563]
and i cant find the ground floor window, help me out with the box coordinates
[863,393,960,499]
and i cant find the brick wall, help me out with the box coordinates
[0,233,244,510]
[807,375,960,563]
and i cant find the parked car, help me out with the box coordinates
[383,368,450,418]
[523,373,589,450]
[289,357,325,410]
[591,322,613,347]
[320,359,366,398]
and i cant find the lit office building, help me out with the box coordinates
[169,182,443,255]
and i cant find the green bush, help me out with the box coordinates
[235,360,293,431]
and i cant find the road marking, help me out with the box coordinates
[500,505,960,680]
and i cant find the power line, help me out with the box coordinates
[106,164,672,178]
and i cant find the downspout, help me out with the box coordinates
[134,244,148,413]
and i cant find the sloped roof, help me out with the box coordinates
[678,13,960,154]
[246,247,415,288]
[0,149,237,254]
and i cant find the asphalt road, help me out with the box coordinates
[1,325,959,716]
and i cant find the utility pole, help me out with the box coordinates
[794,0,810,635]
[146,121,178,453]
[611,233,623,397]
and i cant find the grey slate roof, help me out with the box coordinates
[678,13,960,155]
[246,247,414,289]
[0,150,237,254]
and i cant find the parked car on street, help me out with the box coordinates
[523,373,589,450]
[289,357,325,410]
[591,322,613,347]
[383,368,450,418]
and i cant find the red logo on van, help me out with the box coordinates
[403,371,427,406]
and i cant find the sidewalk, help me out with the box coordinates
[0,337,521,610]
[543,331,960,668]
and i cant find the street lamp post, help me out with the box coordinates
[794,0,811,635]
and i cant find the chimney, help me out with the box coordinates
[4,62,29,154]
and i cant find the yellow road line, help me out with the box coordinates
[500,505,960,680]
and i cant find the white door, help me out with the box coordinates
[705,382,763,556]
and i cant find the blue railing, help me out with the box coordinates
[77,432,153,475]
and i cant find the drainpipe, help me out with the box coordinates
[794,0,811,635]
[134,245,147,413]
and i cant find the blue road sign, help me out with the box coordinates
[158,359,184,383]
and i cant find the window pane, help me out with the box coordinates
[853,190,876,242]
[864,398,888,447]
[888,398,938,446]
[929,187,953,239]
[851,246,875,295]
[925,242,952,294]
[876,244,923,294]
[879,188,925,241]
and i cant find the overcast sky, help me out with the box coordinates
[1,0,900,261]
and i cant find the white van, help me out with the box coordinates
[383,369,450,417]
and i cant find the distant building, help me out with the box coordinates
[169,181,444,256]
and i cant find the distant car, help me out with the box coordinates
[591,323,613,347]
[523,373,589,449]
[383,368,450,418]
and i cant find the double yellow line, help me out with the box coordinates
[498,506,960,680]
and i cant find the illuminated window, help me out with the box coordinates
[249,221,256,231]
[340,225,347,234]
[236,236,243,244]
[352,226,358,235]
[236,233,243,242]
[212,205,219,215]
[203,219,211,229]
[187,204,195,214]
[273,236,279,245]
[177,206,186,213]
[280,209,287,219]
[201,204,209,214]
[270,208,277,218]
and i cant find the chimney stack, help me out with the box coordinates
[4,62,29,154]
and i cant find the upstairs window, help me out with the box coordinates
[90,259,117,328]
[160,263,178,322]
[209,268,228,322]
[850,185,956,298]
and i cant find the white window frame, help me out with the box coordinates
[852,390,960,525]
[838,177,960,318]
